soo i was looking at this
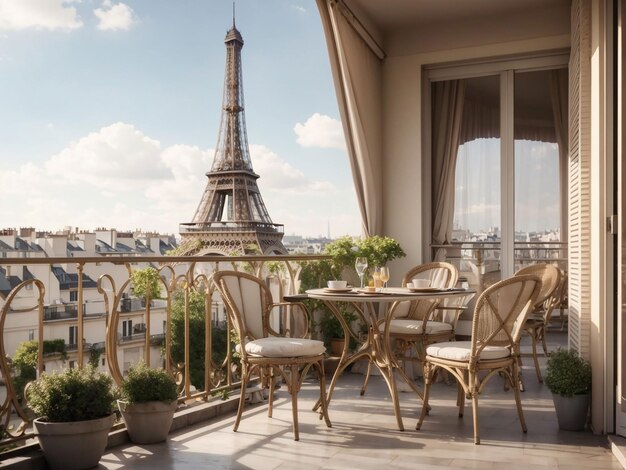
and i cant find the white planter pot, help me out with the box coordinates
[33,414,113,470]
[118,399,177,444]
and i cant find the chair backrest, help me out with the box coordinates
[212,271,273,341]
[470,274,542,361]
[394,262,459,320]
[514,263,561,310]
[402,262,459,289]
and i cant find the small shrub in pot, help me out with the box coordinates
[544,348,592,430]
[118,361,178,444]
[26,366,115,470]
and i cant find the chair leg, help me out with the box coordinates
[471,392,480,445]
[290,364,300,441]
[416,361,433,430]
[268,367,276,418]
[540,324,549,356]
[530,329,543,383]
[457,379,465,418]
[512,363,528,434]
[234,365,251,433]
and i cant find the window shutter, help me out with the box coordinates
[568,0,592,358]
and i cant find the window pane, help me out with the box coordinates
[451,75,501,290]
[514,70,563,271]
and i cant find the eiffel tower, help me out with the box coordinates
[180,17,286,256]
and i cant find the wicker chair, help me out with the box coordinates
[360,262,462,395]
[514,263,562,383]
[416,274,541,444]
[212,271,331,441]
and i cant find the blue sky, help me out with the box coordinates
[0,0,360,237]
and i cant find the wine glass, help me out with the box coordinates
[355,257,368,288]
[379,266,390,290]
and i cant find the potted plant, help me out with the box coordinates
[317,307,358,356]
[26,366,115,470]
[544,348,592,431]
[117,361,178,444]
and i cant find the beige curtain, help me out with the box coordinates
[316,0,383,237]
[550,68,569,242]
[432,80,466,260]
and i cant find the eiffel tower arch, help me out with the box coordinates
[180,19,286,256]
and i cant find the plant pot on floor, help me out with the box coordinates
[329,337,345,356]
[26,367,116,470]
[118,399,178,444]
[552,393,590,431]
[544,348,592,431]
[118,361,179,444]
[33,414,114,470]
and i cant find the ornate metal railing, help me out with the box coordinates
[0,253,328,451]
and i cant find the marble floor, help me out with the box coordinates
[99,331,622,469]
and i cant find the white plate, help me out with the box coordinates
[323,287,353,293]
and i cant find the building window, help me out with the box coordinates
[122,319,133,338]
[28,329,34,341]
[69,290,78,302]
[69,360,75,370]
[69,325,78,346]
[101,358,105,366]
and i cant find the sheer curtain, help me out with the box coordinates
[431,80,465,260]
[550,68,569,241]
[316,0,383,237]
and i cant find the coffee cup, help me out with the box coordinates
[412,278,431,289]
[328,280,348,289]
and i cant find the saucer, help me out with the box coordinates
[408,287,442,292]
[323,287,353,293]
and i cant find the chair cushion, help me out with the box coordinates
[244,337,326,358]
[382,320,453,335]
[426,341,511,362]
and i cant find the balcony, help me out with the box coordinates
[2,332,619,469]
[33,333,616,468]
[0,253,619,469]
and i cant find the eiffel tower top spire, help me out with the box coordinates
[179,17,285,255]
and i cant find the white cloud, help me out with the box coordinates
[0,123,360,237]
[0,0,83,31]
[94,1,135,31]
[45,122,168,190]
[291,5,307,14]
[294,113,346,150]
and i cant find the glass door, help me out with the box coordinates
[431,65,567,294]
